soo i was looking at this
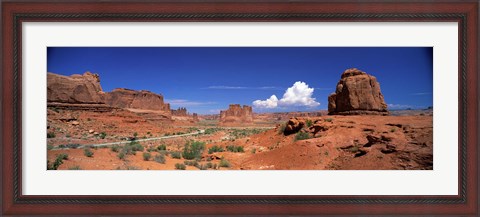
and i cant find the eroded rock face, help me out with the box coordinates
[328,68,388,115]
[105,88,170,112]
[171,107,188,116]
[220,104,253,124]
[283,117,305,135]
[47,72,105,104]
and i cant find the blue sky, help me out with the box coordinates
[47,47,433,114]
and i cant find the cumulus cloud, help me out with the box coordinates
[253,81,320,109]
[253,95,278,109]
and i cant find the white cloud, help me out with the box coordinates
[253,81,320,109]
[253,95,278,109]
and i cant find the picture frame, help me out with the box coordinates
[1,0,478,215]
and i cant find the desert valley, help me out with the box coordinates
[47,68,433,170]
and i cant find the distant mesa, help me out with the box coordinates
[328,68,388,115]
[105,88,170,112]
[171,107,188,116]
[220,104,253,124]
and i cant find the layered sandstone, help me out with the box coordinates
[47,72,105,104]
[220,104,253,124]
[105,88,170,112]
[171,107,188,116]
[328,68,388,115]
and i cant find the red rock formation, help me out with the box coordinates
[47,72,105,104]
[171,107,188,116]
[192,113,199,122]
[105,88,170,112]
[220,104,253,124]
[328,68,388,115]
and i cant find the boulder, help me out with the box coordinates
[328,68,388,115]
[283,117,305,135]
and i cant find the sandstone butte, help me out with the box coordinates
[219,104,254,124]
[47,72,196,121]
[328,68,389,115]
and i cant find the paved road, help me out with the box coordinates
[52,129,205,150]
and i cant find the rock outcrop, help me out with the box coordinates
[171,107,188,116]
[328,68,388,115]
[47,72,105,104]
[220,104,253,124]
[105,88,170,112]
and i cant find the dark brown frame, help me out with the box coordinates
[1,0,478,216]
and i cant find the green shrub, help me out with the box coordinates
[143,152,151,161]
[157,144,167,151]
[68,165,81,170]
[251,148,256,154]
[226,145,244,153]
[133,132,138,138]
[129,141,144,152]
[206,162,213,168]
[324,118,333,122]
[99,132,107,139]
[47,144,54,150]
[390,128,396,132]
[182,141,205,160]
[196,163,208,170]
[175,163,186,170]
[83,148,94,157]
[170,151,182,159]
[47,132,56,138]
[58,153,69,160]
[117,151,126,160]
[294,131,311,141]
[306,119,313,127]
[184,160,199,167]
[208,145,224,154]
[219,158,230,168]
[154,154,166,164]
[111,145,121,152]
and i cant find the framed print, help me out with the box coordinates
[1,0,478,215]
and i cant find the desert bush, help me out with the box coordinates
[219,158,230,168]
[306,119,313,127]
[208,145,224,154]
[133,132,138,138]
[47,132,56,138]
[196,163,208,170]
[182,141,205,160]
[129,141,144,152]
[390,128,396,132]
[184,160,199,167]
[83,148,94,157]
[175,163,186,170]
[47,144,54,150]
[226,145,244,153]
[58,153,69,160]
[68,165,81,170]
[294,131,311,141]
[111,145,121,152]
[99,132,107,139]
[251,148,256,154]
[154,154,166,164]
[206,162,213,168]
[157,144,167,151]
[143,152,151,161]
[170,151,182,159]
[117,152,126,160]
[324,118,333,122]
[212,163,218,169]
